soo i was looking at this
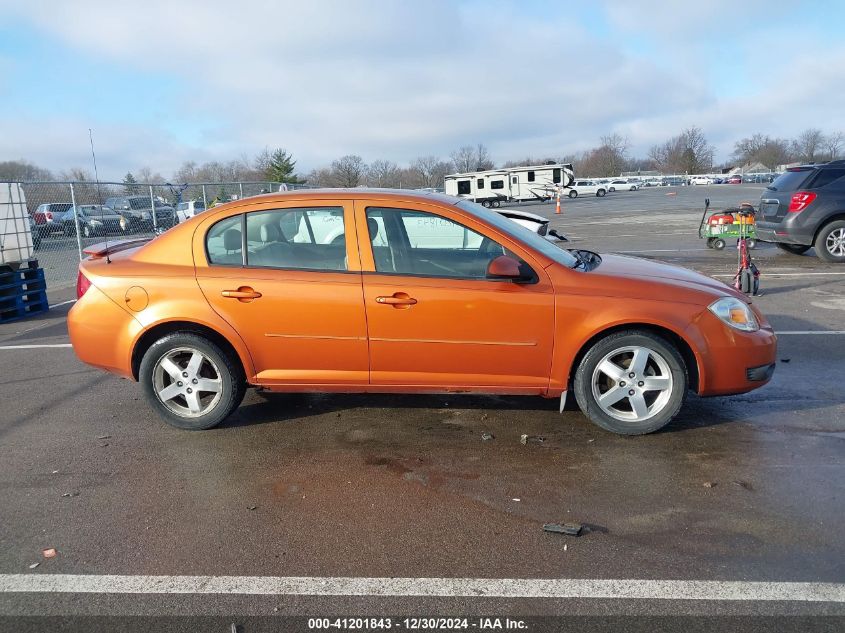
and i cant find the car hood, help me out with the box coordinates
[586,253,744,303]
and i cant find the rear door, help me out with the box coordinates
[355,200,555,391]
[194,200,369,386]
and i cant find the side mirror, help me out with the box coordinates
[487,255,522,280]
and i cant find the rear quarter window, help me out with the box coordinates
[768,169,813,192]
[807,168,845,189]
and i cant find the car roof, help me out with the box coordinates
[220,187,463,210]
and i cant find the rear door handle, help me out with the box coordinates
[375,293,417,307]
[222,287,262,301]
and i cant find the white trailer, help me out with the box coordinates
[444,163,574,207]
[0,182,36,269]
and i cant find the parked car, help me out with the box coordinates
[32,203,73,236]
[662,177,686,187]
[495,208,567,242]
[607,179,639,192]
[103,196,175,232]
[68,189,776,436]
[61,205,126,237]
[756,160,845,262]
[175,200,206,223]
[727,175,743,184]
[690,176,714,185]
[567,180,607,198]
[28,215,41,250]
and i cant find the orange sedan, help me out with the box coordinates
[68,189,776,435]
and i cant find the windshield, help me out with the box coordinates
[454,199,579,268]
[128,198,151,210]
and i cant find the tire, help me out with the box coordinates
[705,238,715,249]
[746,239,757,250]
[573,330,687,435]
[493,200,501,208]
[814,220,845,263]
[139,332,246,430]
[481,200,491,208]
[596,189,606,197]
[568,190,578,199]
[82,224,93,238]
[775,243,810,255]
[608,187,616,193]
[712,238,726,250]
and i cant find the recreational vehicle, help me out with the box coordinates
[444,163,574,207]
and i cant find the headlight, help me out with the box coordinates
[708,297,759,332]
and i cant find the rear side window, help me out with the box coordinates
[245,207,346,271]
[768,169,813,192]
[807,168,845,189]
[206,215,243,265]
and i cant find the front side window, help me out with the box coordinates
[206,215,243,265]
[365,207,530,280]
[245,207,346,271]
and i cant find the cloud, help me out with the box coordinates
[1,0,844,177]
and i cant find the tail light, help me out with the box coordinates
[788,191,817,213]
[76,269,92,299]
[45,212,53,220]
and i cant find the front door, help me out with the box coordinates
[356,202,555,391]
[195,201,369,386]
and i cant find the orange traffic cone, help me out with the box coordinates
[555,193,561,214]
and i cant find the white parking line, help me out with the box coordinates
[0,575,843,602]
[0,344,72,350]
[48,299,76,308]
[776,331,845,335]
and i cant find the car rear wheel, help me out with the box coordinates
[712,238,726,250]
[776,243,810,255]
[139,333,246,430]
[815,221,845,263]
[568,190,578,198]
[596,189,606,197]
[573,331,687,435]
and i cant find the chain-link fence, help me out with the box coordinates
[2,180,312,292]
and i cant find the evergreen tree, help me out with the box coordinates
[266,149,302,183]
[123,172,139,194]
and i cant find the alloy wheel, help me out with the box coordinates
[826,228,845,257]
[590,345,673,422]
[152,347,223,418]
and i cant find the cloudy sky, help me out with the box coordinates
[1,0,844,179]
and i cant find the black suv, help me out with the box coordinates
[756,160,845,262]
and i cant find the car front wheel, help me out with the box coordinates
[573,330,687,435]
[815,220,845,263]
[568,190,578,198]
[596,189,606,197]
[139,332,246,430]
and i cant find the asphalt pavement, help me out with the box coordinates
[1,185,843,631]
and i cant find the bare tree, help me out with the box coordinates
[450,146,476,173]
[648,126,714,174]
[825,131,844,160]
[475,143,494,171]
[410,155,452,188]
[732,134,792,169]
[59,167,93,181]
[794,128,825,163]
[366,159,401,188]
[0,159,53,181]
[330,155,367,188]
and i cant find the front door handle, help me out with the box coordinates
[222,287,262,302]
[375,292,417,307]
